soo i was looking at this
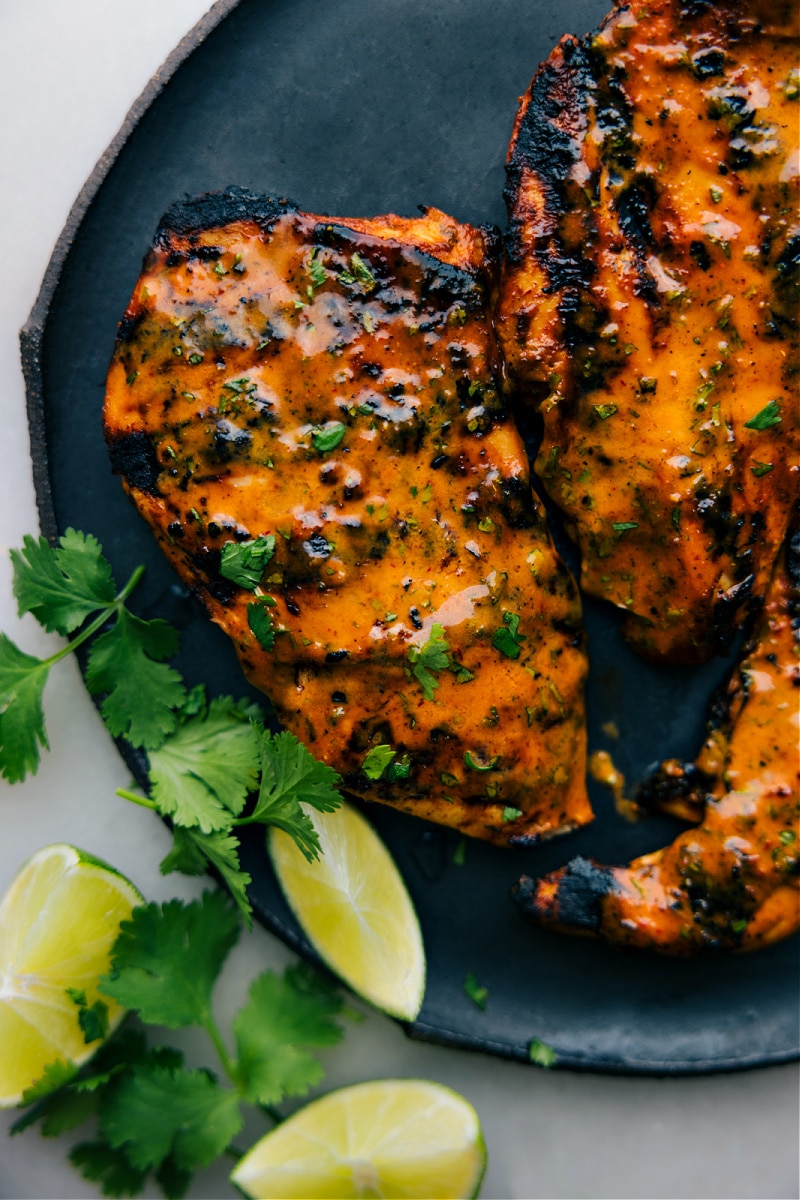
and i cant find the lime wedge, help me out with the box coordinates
[0,843,141,1106]
[231,1077,486,1199]
[268,802,425,1020]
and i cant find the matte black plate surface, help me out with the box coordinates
[23,0,799,1074]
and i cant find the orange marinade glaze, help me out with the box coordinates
[104,195,591,845]
[527,535,799,954]
[499,0,800,662]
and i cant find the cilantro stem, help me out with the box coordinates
[115,787,158,811]
[258,1102,284,1126]
[39,565,146,669]
[203,1012,238,1083]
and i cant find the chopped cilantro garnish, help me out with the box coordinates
[501,806,522,823]
[361,744,396,780]
[311,422,346,455]
[491,611,525,660]
[592,403,617,420]
[407,623,452,700]
[219,535,276,590]
[306,249,327,294]
[340,252,377,293]
[528,1038,556,1068]
[612,521,638,537]
[453,837,467,866]
[744,400,782,430]
[464,750,498,772]
[751,461,774,477]
[387,754,412,781]
[463,972,488,1011]
[248,598,277,650]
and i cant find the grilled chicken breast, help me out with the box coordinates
[499,0,799,662]
[515,526,800,954]
[104,189,591,845]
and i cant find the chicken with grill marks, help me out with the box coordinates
[515,525,800,955]
[498,0,799,663]
[103,189,591,846]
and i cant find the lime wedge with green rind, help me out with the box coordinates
[231,1077,487,1199]
[0,843,141,1106]
[268,800,425,1020]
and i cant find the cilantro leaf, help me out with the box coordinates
[99,1065,242,1172]
[251,731,342,861]
[248,598,276,649]
[100,893,239,1029]
[306,249,328,293]
[0,634,49,781]
[86,609,185,749]
[18,1059,78,1106]
[219,536,276,590]
[160,827,252,925]
[491,611,526,660]
[67,988,110,1043]
[233,965,344,1105]
[464,971,488,1010]
[74,1034,184,1095]
[11,529,115,636]
[311,422,346,455]
[744,399,782,430]
[407,623,451,700]
[361,743,396,780]
[35,1087,99,1138]
[341,252,378,293]
[528,1037,557,1068]
[70,1140,149,1197]
[155,1156,193,1200]
[147,697,260,833]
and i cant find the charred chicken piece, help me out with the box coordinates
[104,189,591,846]
[514,528,800,954]
[498,0,800,663]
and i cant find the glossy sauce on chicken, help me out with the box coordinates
[515,530,800,954]
[104,191,591,845]
[499,0,799,662]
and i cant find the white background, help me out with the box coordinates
[0,2,798,1198]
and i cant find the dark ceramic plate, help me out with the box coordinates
[22,0,799,1074]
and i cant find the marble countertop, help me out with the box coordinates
[0,2,797,1197]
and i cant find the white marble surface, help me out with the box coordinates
[0,2,798,1198]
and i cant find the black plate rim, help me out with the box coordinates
[19,0,799,1078]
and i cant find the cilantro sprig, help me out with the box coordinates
[13,893,348,1199]
[120,694,343,925]
[1,530,185,780]
[2,530,343,921]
